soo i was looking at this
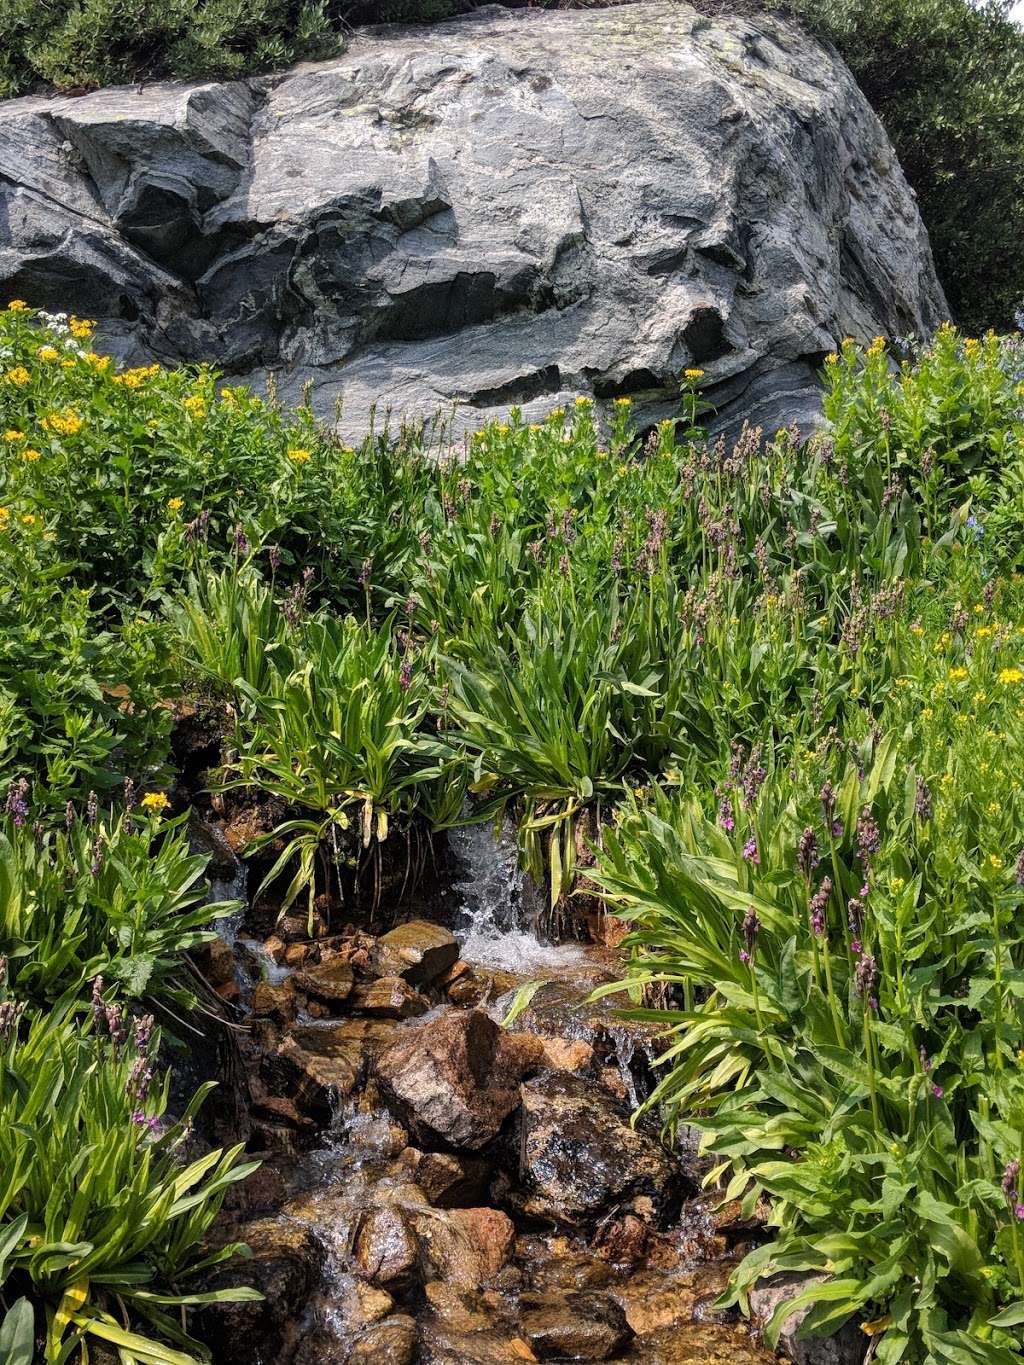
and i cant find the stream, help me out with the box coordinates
[191,817,781,1365]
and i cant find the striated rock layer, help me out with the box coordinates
[0,1,946,440]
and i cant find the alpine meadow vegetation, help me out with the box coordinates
[2,297,1024,1361]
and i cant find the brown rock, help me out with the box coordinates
[284,942,310,967]
[252,1095,315,1130]
[376,1009,544,1149]
[351,976,429,1019]
[424,1280,495,1332]
[199,1217,322,1363]
[370,919,459,985]
[541,1038,594,1074]
[354,1206,419,1286]
[263,1024,362,1121]
[393,1148,491,1208]
[347,1314,417,1365]
[194,937,236,988]
[252,979,297,1023]
[347,1280,395,1330]
[516,1072,685,1224]
[263,934,287,962]
[521,1293,633,1361]
[215,980,241,1005]
[415,1206,514,1291]
[294,956,355,1004]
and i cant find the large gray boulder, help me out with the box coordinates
[0,2,946,441]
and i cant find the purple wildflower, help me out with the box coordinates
[718,797,735,832]
[86,790,98,826]
[399,658,414,691]
[809,877,832,936]
[742,837,760,865]
[4,777,29,828]
[915,776,933,822]
[855,952,878,999]
[856,808,881,862]
[797,827,819,876]
[268,543,282,572]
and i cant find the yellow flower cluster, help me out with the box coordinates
[140,791,170,812]
[5,367,30,386]
[113,363,160,388]
[0,507,8,525]
[287,446,312,464]
[998,667,1024,685]
[4,430,24,443]
[613,396,632,408]
[683,367,705,380]
[6,300,27,312]
[69,316,94,339]
[182,394,207,418]
[948,666,968,681]
[41,408,84,436]
[20,448,40,462]
[167,497,184,513]
[36,345,59,362]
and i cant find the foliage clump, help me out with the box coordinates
[3,298,1024,1360]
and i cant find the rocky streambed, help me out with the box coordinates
[183,818,819,1365]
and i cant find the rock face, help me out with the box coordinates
[0,2,945,441]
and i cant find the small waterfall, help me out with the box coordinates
[450,817,585,972]
[208,860,248,949]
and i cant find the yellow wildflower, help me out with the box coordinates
[940,772,953,786]
[574,396,591,407]
[140,792,170,811]
[287,446,312,464]
[974,603,985,614]
[989,854,1004,869]
[167,497,184,512]
[909,622,924,635]
[613,396,632,408]
[5,367,30,386]
[4,430,24,443]
[889,877,905,893]
[20,448,40,462]
[6,299,27,311]
[69,316,94,338]
[182,394,207,418]
[20,513,35,525]
[36,345,59,362]
[948,666,968,681]
[824,353,839,366]
[42,408,83,436]
[988,801,1002,814]
[998,667,1024,685]
[0,507,8,524]
[683,367,705,379]
[922,707,934,720]
[894,677,909,687]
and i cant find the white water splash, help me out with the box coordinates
[208,860,247,949]
[450,818,585,973]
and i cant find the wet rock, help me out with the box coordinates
[392,1148,491,1208]
[252,1095,316,1131]
[517,1072,686,1224]
[416,1206,515,1291]
[419,1324,541,1363]
[347,1113,409,1161]
[294,955,355,1005]
[638,1322,778,1364]
[424,1280,496,1333]
[371,920,459,986]
[347,1314,418,1365]
[348,1279,396,1330]
[749,1273,866,1365]
[352,975,430,1019]
[376,1008,544,1149]
[193,936,236,988]
[540,1038,594,1074]
[354,1205,419,1286]
[252,979,298,1023]
[329,1016,405,1057]
[447,965,521,1008]
[223,1162,287,1215]
[263,1024,362,1121]
[520,1293,633,1361]
[199,1217,322,1363]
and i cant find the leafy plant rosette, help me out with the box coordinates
[0,998,259,1365]
[591,713,1024,1362]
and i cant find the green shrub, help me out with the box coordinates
[0,1003,258,1365]
[793,0,1024,333]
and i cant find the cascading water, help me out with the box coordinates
[448,818,585,973]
